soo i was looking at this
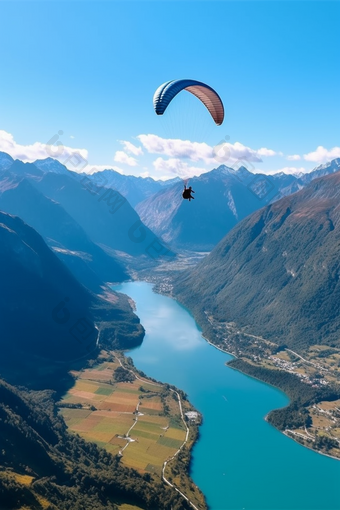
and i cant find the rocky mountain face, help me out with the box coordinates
[0,151,14,170]
[173,170,340,351]
[300,158,340,185]
[33,156,70,175]
[87,169,162,207]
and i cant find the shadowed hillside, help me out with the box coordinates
[0,211,144,389]
[0,177,128,292]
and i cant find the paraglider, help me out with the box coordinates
[182,185,195,201]
[153,79,224,202]
[153,79,224,126]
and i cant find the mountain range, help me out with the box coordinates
[0,177,128,292]
[0,154,176,293]
[2,151,340,257]
[2,151,340,360]
[1,149,340,505]
[87,168,181,207]
[136,159,340,250]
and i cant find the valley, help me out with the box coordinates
[1,153,340,508]
[109,280,340,510]
[1,2,339,508]
[136,256,340,461]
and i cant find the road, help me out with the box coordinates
[116,355,202,510]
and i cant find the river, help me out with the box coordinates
[113,281,340,510]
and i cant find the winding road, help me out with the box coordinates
[116,355,201,510]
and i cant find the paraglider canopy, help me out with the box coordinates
[153,79,224,126]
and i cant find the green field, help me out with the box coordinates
[95,386,114,396]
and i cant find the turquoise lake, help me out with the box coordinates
[113,281,340,510]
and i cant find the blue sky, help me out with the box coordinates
[0,1,339,179]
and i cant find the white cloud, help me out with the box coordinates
[303,146,340,163]
[114,150,138,166]
[138,134,213,162]
[140,171,150,178]
[70,135,75,139]
[0,129,88,167]
[287,154,301,161]
[214,141,265,164]
[257,148,282,157]
[153,157,205,179]
[138,134,280,167]
[120,140,143,156]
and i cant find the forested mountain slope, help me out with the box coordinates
[174,170,340,351]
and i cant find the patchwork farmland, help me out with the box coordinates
[59,352,192,476]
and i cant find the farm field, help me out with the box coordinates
[59,352,189,476]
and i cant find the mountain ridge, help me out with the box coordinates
[0,177,128,292]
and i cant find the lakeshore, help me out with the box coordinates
[113,281,340,510]
[146,271,340,461]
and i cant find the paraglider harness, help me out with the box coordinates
[182,185,195,201]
